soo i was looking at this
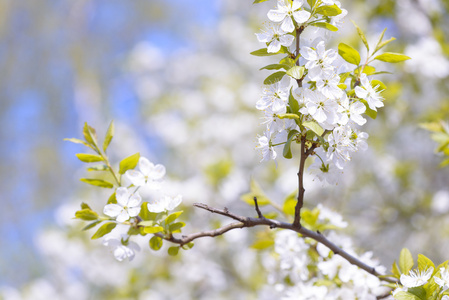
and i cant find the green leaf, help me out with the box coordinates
[376,37,396,53]
[355,65,376,75]
[80,178,114,189]
[168,246,179,256]
[87,164,108,172]
[360,100,377,119]
[181,242,194,250]
[441,158,449,167]
[263,71,286,85]
[351,20,369,51]
[82,220,102,231]
[277,113,300,120]
[250,48,287,56]
[251,239,275,250]
[76,153,104,163]
[307,0,317,8]
[393,292,421,300]
[283,130,299,159]
[103,120,114,152]
[289,88,300,113]
[310,22,338,32]
[149,236,163,251]
[374,28,387,54]
[91,222,117,240]
[64,138,93,149]
[140,202,159,221]
[392,260,401,277]
[166,211,183,224]
[408,286,426,300]
[399,248,414,274]
[371,79,386,91]
[303,121,324,136]
[338,43,361,65]
[241,179,271,206]
[83,122,98,147]
[283,190,297,216]
[75,209,99,221]
[315,4,342,16]
[374,52,411,63]
[119,152,140,175]
[169,222,186,233]
[107,192,117,204]
[144,226,164,234]
[260,64,290,71]
[417,254,435,272]
[286,66,305,80]
[81,202,91,210]
[280,57,295,67]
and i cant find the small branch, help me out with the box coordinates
[162,203,398,285]
[293,135,307,228]
[253,196,264,218]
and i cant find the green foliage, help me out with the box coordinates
[288,88,300,113]
[360,100,378,119]
[310,22,338,32]
[75,209,99,221]
[149,236,163,251]
[338,43,361,65]
[351,20,369,51]
[251,48,288,56]
[165,211,183,224]
[260,64,290,71]
[315,4,342,17]
[286,66,305,80]
[168,246,179,256]
[374,52,411,63]
[251,230,275,250]
[394,291,422,300]
[76,153,104,163]
[144,226,164,234]
[103,120,114,152]
[140,202,159,221]
[169,222,185,233]
[263,71,286,85]
[82,220,102,231]
[303,121,324,136]
[399,248,414,274]
[91,222,117,240]
[241,179,271,206]
[418,254,435,271]
[119,153,140,175]
[87,165,108,172]
[283,130,299,159]
[80,178,114,189]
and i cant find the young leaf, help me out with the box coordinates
[103,120,115,152]
[82,220,102,231]
[64,138,93,149]
[393,291,421,300]
[303,121,324,136]
[168,246,179,256]
[338,43,361,65]
[119,152,140,175]
[417,254,435,272]
[307,0,317,8]
[375,37,396,53]
[87,164,108,172]
[361,100,378,119]
[260,64,290,71]
[166,211,183,224]
[140,202,159,221]
[392,260,401,277]
[241,179,271,206]
[169,222,186,232]
[399,248,414,274]
[149,236,163,251]
[351,20,369,51]
[263,71,286,85]
[315,4,342,16]
[83,122,98,147]
[310,22,338,32]
[280,57,295,68]
[250,48,287,56]
[181,242,194,250]
[144,226,164,234]
[374,52,411,63]
[371,79,387,91]
[374,28,387,53]
[80,178,114,189]
[75,209,99,221]
[81,202,91,210]
[91,222,117,240]
[76,153,104,163]
[283,130,299,159]
[107,192,117,204]
[286,66,305,80]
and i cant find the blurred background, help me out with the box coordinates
[0,0,448,298]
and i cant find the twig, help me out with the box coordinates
[253,196,264,219]
[160,203,399,285]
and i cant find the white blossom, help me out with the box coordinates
[337,94,367,126]
[355,74,384,111]
[301,41,338,79]
[125,157,166,187]
[257,131,277,162]
[103,235,140,262]
[256,78,290,112]
[147,195,182,213]
[256,23,294,53]
[103,187,142,222]
[267,0,311,33]
[435,268,449,291]
[400,267,434,288]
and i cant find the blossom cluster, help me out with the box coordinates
[255,0,385,185]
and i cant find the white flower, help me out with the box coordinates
[147,195,182,213]
[355,74,384,111]
[315,70,343,99]
[337,95,367,126]
[309,155,343,185]
[125,157,166,187]
[103,235,140,262]
[301,41,338,79]
[256,23,294,53]
[326,125,352,169]
[256,77,290,112]
[267,0,311,33]
[103,187,142,222]
[304,89,338,124]
[435,267,449,291]
[400,267,434,288]
[257,131,277,162]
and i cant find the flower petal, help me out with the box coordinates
[148,164,166,180]
[127,206,141,218]
[128,193,142,207]
[267,9,286,22]
[167,195,182,211]
[138,157,154,177]
[104,204,123,218]
[115,187,129,206]
[125,170,146,187]
[116,210,130,223]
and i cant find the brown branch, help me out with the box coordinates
[253,196,264,219]
[293,135,307,228]
[160,203,398,285]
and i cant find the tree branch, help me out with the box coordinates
[160,203,398,284]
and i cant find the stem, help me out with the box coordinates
[293,135,307,227]
[160,203,398,285]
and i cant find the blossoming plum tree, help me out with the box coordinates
[66,0,449,299]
